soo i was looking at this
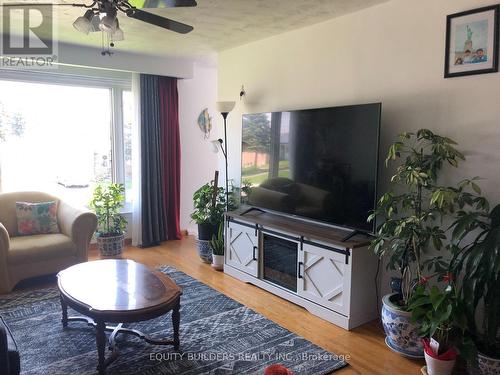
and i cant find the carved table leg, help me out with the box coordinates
[172,299,181,350]
[95,320,107,375]
[60,294,68,328]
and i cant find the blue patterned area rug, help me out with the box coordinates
[0,266,347,374]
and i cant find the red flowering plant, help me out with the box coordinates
[407,270,472,357]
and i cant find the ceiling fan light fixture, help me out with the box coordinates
[112,20,124,41]
[99,9,118,33]
[73,9,94,35]
[90,14,101,32]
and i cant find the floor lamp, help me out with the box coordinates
[215,101,236,211]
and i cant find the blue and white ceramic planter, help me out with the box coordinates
[478,352,500,375]
[196,239,213,263]
[381,293,424,358]
[96,233,124,257]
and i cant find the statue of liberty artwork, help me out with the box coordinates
[446,6,498,77]
[453,20,489,66]
[464,25,474,51]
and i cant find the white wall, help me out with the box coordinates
[218,0,500,292]
[219,0,500,212]
[178,63,220,234]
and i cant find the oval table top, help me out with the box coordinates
[57,259,182,314]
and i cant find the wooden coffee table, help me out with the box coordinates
[57,259,182,375]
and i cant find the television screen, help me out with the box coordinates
[241,103,381,233]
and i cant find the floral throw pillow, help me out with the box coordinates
[16,201,59,235]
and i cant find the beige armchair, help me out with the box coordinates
[0,191,97,294]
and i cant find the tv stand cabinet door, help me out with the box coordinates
[226,222,259,277]
[297,243,351,316]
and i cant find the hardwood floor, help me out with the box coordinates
[88,235,424,374]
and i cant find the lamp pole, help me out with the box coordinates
[221,112,229,211]
[216,101,235,212]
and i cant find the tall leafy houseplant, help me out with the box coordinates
[450,203,500,369]
[190,181,226,236]
[89,183,127,257]
[191,179,226,263]
[370,129,466,357]
[370,129,465,305]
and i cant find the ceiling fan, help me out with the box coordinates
[4,0,197,47]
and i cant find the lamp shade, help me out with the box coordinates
[211,139,223,153]
[73,10,94,34]
[99,9,118,33]
[112,20,124,41]
[216,101,236,114]
[100,17,117,33]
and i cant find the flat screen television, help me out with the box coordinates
[241,103,381,233]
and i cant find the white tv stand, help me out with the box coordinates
[224,209,379,330]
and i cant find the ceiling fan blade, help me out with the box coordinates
[163,0,196,6]
[126,9,193,34]
[127,0,196,9]
[1,3,83,6]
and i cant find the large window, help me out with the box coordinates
[0,78,132,208]
[122,90,133,204]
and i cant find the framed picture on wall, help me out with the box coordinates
[445,5,499,78]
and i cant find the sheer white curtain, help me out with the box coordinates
[131,73,142,246]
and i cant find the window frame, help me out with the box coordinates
[0,69,133,211]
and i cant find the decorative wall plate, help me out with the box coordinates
[197,108,212,139]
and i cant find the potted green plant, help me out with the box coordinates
[227,179,242,210]
[408,272,467,375]
[190,181,226,238]
[240,178,253,205]
[369,129,466,358]
[190,179,226,263]
[210,224,224,271]
[449,203,500,373]
[89,183,127,257]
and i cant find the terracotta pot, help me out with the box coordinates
[97,233,124,257]
[424,351,456,375]
[478,351,500,375]
[381,293,424,358]
[211,254,224,271]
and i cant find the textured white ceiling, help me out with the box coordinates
[2,0,389,60]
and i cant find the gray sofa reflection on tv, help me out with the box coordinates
[247,177,333,220]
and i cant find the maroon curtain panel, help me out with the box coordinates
[158,76,182,240]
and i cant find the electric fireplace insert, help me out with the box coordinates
[262,233,298,292]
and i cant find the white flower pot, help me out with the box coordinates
[424,351,456,375]
[211,254,224,271]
